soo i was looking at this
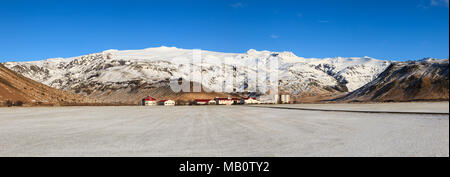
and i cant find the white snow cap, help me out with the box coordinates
[4,46,394,93]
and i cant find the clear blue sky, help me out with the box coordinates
[0,0,448,62]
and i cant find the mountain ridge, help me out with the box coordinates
[2,46,409,103]
[0,63,98,106]
[336,59,449,102]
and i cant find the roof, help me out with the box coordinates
[144,96,157,101]
[158,100,174,103]
[215,97,241,101]
[215,98,231,100]
[195,99,212,102]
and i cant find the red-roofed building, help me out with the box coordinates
[194,99,216,105]
[214,97,239,105]
[142,96,157,106]
[157,100,175,106]
[231,98,241,104]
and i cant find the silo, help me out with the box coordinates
[281,95,286,104]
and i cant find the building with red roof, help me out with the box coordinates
[194,99,216,105]
[157,99,175,106]
[142,96,158,106]
[214,97,239,105]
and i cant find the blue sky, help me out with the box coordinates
[0,0,448,62]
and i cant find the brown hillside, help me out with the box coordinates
[337,59,449,102]
[0,64,96,106]
[80,81,233,105]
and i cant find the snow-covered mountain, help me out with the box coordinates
[4,46,391,103]
[337,58,449,102]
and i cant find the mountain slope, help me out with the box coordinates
[85,80,231,104]
[4,47,390,103]
[337,59,449,102]
[0,64,96,106]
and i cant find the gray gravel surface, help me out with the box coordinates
[0,105,448,157]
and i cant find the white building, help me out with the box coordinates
[158,100,175,106]
[241,97,260,104]
[280,95,291,104]
[215,97,233,105]
[142,96,157,106]
[194,99,217,105]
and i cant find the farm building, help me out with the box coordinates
[142,96,157,106]
[241,97,260,104]
[231,98,241,104]
[280,95,291,104]
[157,100,175,106]
[194,99,216,105]
[214,97,233,105]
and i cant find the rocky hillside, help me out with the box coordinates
[4,47,391,103]
[337,59,449,102]
[0,64,97,106]
[85,80,231,104]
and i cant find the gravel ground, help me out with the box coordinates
[0,104,448,157]
[253,102,449,113]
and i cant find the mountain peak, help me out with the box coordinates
[246,49,259,54]
[151,46,179,50]
[418,57,438,62]
[102,49,119,53]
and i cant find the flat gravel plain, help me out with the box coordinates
[0,103,448,157]
[252,102,449,114]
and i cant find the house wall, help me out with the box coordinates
[217,100,232,105]
[195,101,208,105]
[218,100,233,105]
[164,100,175,106]
[145,101,157,106]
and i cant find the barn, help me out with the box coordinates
[142,96,157,106]
[194,99,212,105]
[231,98,241,104]
[241,97,260,104]
[157,100,175,106]
[214,97,234,105]
[194,99,217,105]
[208,99,216,105]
